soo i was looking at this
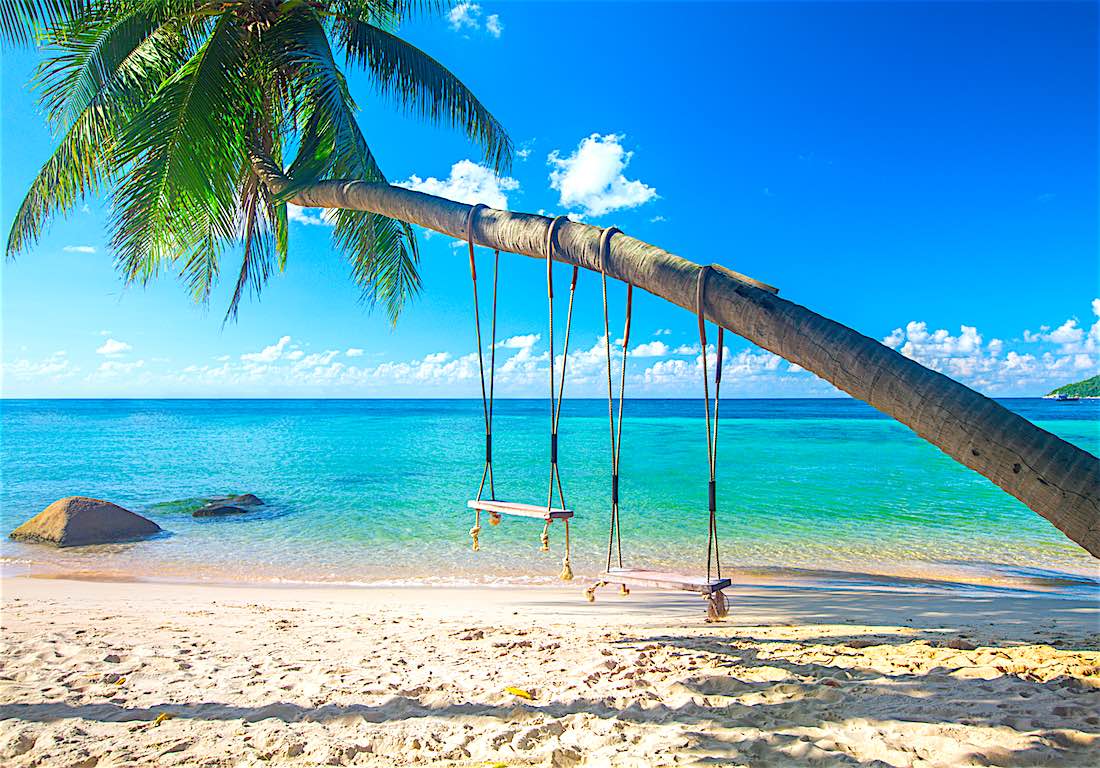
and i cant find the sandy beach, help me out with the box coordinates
[1,575,1097,767]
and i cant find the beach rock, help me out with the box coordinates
[224,492,262,506]
[9,497,161,547]
[222,493,263,506]
[192,504,249,518]
[192,493,263,518]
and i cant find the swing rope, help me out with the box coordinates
[545,216,576,580]
[697,266,723,581]
[599,227,632,572]
[466,203,499,551]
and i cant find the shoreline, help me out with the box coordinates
[4,556,1098,600]
[2,575,1098,766]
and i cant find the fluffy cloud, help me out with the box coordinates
[447,4,502,37]
[241,335,291,363]
[448,2,480,30]
[548,134,657,218]
[63,245,96,254]
[287,204,335,227]
[11,303,1095,398]
[96,359,145,377]
[96,338,132,356]
[883,299,1100,391]
[397,160,519,209]
[631,340,669,357]
[496,334,540,350]
[2,351,75,380]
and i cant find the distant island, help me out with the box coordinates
[1044,374,1100,399]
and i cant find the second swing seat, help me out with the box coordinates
[598,567,730,595]
[467,499,573,521]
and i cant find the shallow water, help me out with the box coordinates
[1,398,1097,593]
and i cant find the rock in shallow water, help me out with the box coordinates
[192,505,249,518]
[9,496,161,547]
[192,494,263,517]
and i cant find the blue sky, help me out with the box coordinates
[1,1,1097,398]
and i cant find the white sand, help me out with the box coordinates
[1,575,1098,767]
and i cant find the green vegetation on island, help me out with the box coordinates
[1045,375,1100,399]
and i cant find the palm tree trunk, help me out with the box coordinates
[251,152,1100,558]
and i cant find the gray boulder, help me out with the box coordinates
[10,497,161,547]
[192,504,249,518]
[192,493,263,517]
[223,493,263,506]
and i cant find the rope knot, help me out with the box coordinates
[559,557,573,581]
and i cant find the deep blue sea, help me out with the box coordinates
[1,398,1097,591]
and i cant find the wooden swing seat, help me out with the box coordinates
[599,567,730,595]
[467,499,573,521]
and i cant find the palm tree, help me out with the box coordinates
[6,1,1098,557]
[4,0,510,320]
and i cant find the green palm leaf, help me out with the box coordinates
[334,13,512,172]
[111,13,247,284]
[0,0,89,45]
[4,0,510,322]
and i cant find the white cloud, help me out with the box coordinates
[654,328,671,336]
[241,335,291,363]
[516,146,532,161]
[397,160,519,209]
[2,351,75,380]
[883,301,1100,392]
[448,2,481,30]
[447,3,501,37]
[631,340,669,357]
[496,334,540,350]
[96,359,145,376]
[96,338,132,356]
[649,215,667,223]
[1022,301,1100,356]
[63,245,96,254]
[548,133,658,218]
[287,204,335,227]
[346,348,365,357]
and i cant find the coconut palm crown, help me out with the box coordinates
[3,0,512,320]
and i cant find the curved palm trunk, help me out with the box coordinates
[251,152,1100,558]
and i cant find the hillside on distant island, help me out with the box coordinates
[1045,375,1100,398]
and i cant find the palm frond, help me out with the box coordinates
[333,14,512,172]
[7,2,194,257]
[111,13,248,285]
[0,0,89,45]
[269,5,419,322]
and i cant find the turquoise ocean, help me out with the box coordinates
[1,398,1097,593]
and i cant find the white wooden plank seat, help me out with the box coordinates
[585,567,732,621]
[597,567,730,595]
[467,499,573,521]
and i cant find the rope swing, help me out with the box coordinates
[697,265,723,583]
[586,259,730,620]
[599,227,630,573]
[545,216,577,581]
[464,210,576,581]
[466,204,497,551]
